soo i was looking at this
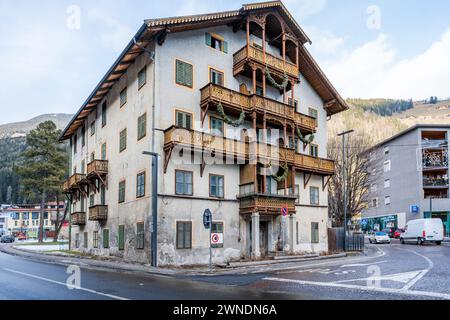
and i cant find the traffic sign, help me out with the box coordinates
[203,209,212,228]
[211,233,223,245]
[281,206,288,217]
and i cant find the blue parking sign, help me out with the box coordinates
[410,205,419,214]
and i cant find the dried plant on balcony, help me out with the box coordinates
[271,163,289,182]
[217,102,245,127]
[296,127,315,145]
[265,67,289,90]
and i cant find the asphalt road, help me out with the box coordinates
[1,241,449,300]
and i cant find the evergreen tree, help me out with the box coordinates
[16,121,68,243]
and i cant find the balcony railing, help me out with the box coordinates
[87,160,108,176]
[71,212,86,225]
[63,173,86,192]
[422,139,448,149]
[234,45,298,78]
[88,205,108,221]
[238,193,297,215]
[200,83,316,132]
[164,126,335,175]
[423,177,449,188]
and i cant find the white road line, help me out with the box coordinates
[263,277,450,300]
[399,249,434,291]
[340,260,388,268]
[2,268,129,300]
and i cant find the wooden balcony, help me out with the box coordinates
[62,173,86,192]
[88,205,108,221]
[163,126,334,175]
[71,212,86,226]
[87,160,108,177]
[200,83,316,133]
[233,45,299,80]
[238,193,297,215]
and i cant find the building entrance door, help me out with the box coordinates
[259,221,268,257]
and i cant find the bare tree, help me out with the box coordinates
[328,135,371,227]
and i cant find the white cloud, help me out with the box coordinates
[322,29,450,100]
[304,26,345,54]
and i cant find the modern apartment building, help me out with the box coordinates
[59,1,348,266]
[362,125,450,237]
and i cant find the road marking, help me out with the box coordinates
[2,268,129,300]
[332,270,426,284]
[398,249,434,290]
[340,260,388,268]
[263,277,450,300]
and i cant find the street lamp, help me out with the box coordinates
[337,129,354,251]
[143,151,159,268]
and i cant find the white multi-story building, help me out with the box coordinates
[60,1,348,266]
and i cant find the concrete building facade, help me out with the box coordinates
[60,1,348,266]
[362,125,450,237]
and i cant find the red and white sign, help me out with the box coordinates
[211,233,223,244]
[281,206,288,217]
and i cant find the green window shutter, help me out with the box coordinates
[176,60,184,85]
[223,41,228,53]
[103,229,109,248]
[118,225,124,250]
[185,114,191,129]
[205,33,212,47]
[177,112,184,127]
[185,63,193,87]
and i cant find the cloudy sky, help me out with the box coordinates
[0,0,449,125]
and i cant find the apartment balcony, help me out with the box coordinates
[87,160,108,177]
[200,83,316,133]
[422,139,448,150]
[62,173,87,193]
[233,45,299,82]
[71,212,86,226]
[237,193,297,215]
[423,177,449,189]
[163,126,334,175]
[88,205,108,221]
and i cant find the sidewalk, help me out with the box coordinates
[0,243,364,277]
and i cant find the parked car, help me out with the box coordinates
[381,228,396,238]
[16,233,26,241]
[1,235,15,243]
[394,228,405,239]
[369,232,391,244]
[400,218,444,245]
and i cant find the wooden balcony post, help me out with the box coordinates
[291,80,295,108]
[262,114,267,194]
[252,111,258,194]
[246,16,250,53]
[252,64,257,94]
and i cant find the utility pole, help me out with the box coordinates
[143,151,159,267]
[337,130,354,251]
[429,196,433,217]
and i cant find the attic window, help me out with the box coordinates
[205,33,228,53]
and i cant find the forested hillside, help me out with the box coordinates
[346,98,414,117]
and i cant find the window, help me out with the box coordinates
[385,196,391,205]
[100,185,106,205]
[101,102,107,127]
[210,116,224,136]
[138,66,147,89]
[136,172,146,198]
[119,128,127,152]
[384,146,390,155]
[209,174,224,198]
[175,59,193,88]
[205,33,228,53]
[288,98,298,109]
[118,180,126,203]
[176,221,192,249]
[176,110,192,129]
[256,85,263,96]
[292,184,300,204]
[308,108,318,126]
[136,222,144,249]
[89,194,95,207]
[93,231,99,248]
[211,222,224,248]
[101,142,107,160]
[175,170,193,195]
[90,152,95,162]
[75,233,80,248]
[372,198,379,208]
[103,229,109,249]
[32,212,39,220]
[81,127,86,147]
[384,179,390,188]
[90,120,95,136]
[209,68,224,86]
[73,135,77,154]
[310,144,319,157]
[83,232,88,248]
[120,87,127,107]
[137,113,147,141]
[383,160,391,172]
[289,136,299,152]
[118,225,125,250]
[311,222,319,243]
[310,187,319,205]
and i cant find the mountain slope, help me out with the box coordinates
[0,114,73,139]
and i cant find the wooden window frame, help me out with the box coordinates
[118,225,125,251]
[310,186,320,205]
[118,180,126,204]
[138,66,147,90]
[208,67,225,86]
[205,32,228,53]
[209,174,225,199]
[103,229,110,249]
[176,221,192,249]
[311,222,319,244]
[175,170,193,196]
[101,142,107,160]
[310,144,319,157]
[93,231,99,248]
[137,113,147,141]
[136,171,146,198]
[119,128,127,153]
[175,109,193,129]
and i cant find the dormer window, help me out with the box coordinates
[205,33,228,53]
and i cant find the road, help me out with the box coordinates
[1,241,449,300]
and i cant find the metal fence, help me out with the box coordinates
[328,227,365,252]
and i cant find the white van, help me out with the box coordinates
[400,218,444,245]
